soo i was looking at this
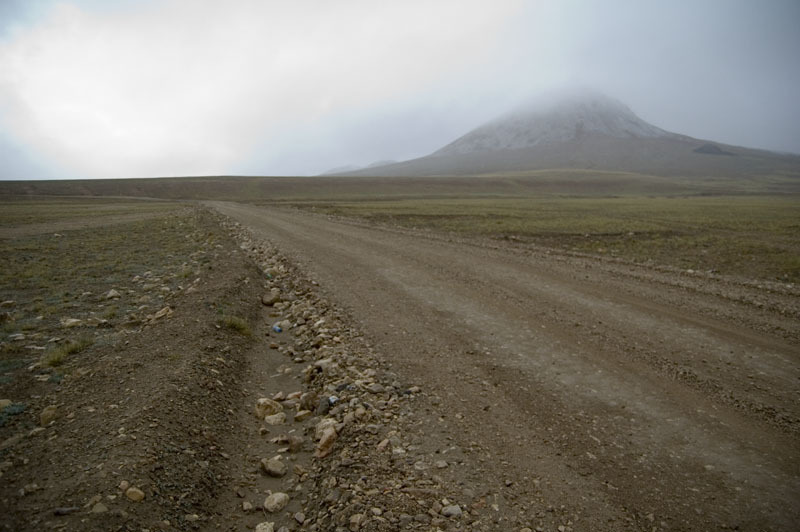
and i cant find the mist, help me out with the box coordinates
[0,0,798,179]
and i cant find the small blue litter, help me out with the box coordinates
[272,325,282,333]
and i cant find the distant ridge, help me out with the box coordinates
[335,89,800,179]
[693,143,735,156]
[321,159,397,176]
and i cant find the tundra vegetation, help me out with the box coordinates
[289,195,800,282]
[0,199,207,381]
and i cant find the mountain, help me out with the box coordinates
[321,159,398,175]
[320,164,363,176]
[338,89,800,179]
[433,90,672,156]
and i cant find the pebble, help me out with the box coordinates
[104,289,121,300]
[261,457,288,478]
[435,460,448,469]
[314,426,337,458]
[366,383,385,394]
[255,523,275,532]
[262,288,282,306]
[255,398,283,418]
[243,501,253,512]
[118,480,129,492]
[263,492,289,512]
[315,417,337,439]
[294,409,313,422]
[40,405,57,426]
[264,412,287,425]
[316,397,332,415]
[90,502,108,514]
[152,307,172,320]
[441,505,462,518]
[0,399,11,410]
[349,513,366,531]
[125,487,145,502]
[294,512,305,524]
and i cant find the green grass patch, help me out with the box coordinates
[0,198,180,226]
[0,201,218,339]
[301,195,800,282]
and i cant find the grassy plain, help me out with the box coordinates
[1,172,798,284]
[0,198,208,379]
[0,196,175,225]
[298,195,800,282]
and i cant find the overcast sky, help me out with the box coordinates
[0,0,798,179]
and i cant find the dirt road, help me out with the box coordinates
[211,201,799,531]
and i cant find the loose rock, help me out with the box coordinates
[263,492,290,513]
[294,409,312,422]
[261,457,288,478]
[152,306,172,320]
[349,513,366,531]
[315,417,337,440]
[125,487,145,502]
[441,505,462,518]
[262,289,282,306]
[90,502,108,514]
[255,398,283,419]
[314,426,338,458]
[40,405,57,426]
[255,523,275,532]
[264,412,286,425]
[366,383,385,394]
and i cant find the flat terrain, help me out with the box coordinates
[212,201,800,531]
[291,195,800,283]
[1,186,798,531]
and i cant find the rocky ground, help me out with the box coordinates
[2,204,534,532]
[2,200,798,532]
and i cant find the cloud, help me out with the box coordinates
[1,0,798,179]
[0,0,522,178]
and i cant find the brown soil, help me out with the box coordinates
[0,208,267,529]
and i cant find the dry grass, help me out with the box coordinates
[218,315,252,336]
[42,336,94,367]
[0,199,217,379]
[302,196,800,282]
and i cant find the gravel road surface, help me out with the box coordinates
[211,201,799,532]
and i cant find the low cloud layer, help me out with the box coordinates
[1,0,798,179]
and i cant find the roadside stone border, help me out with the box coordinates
[214,212,504,532]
